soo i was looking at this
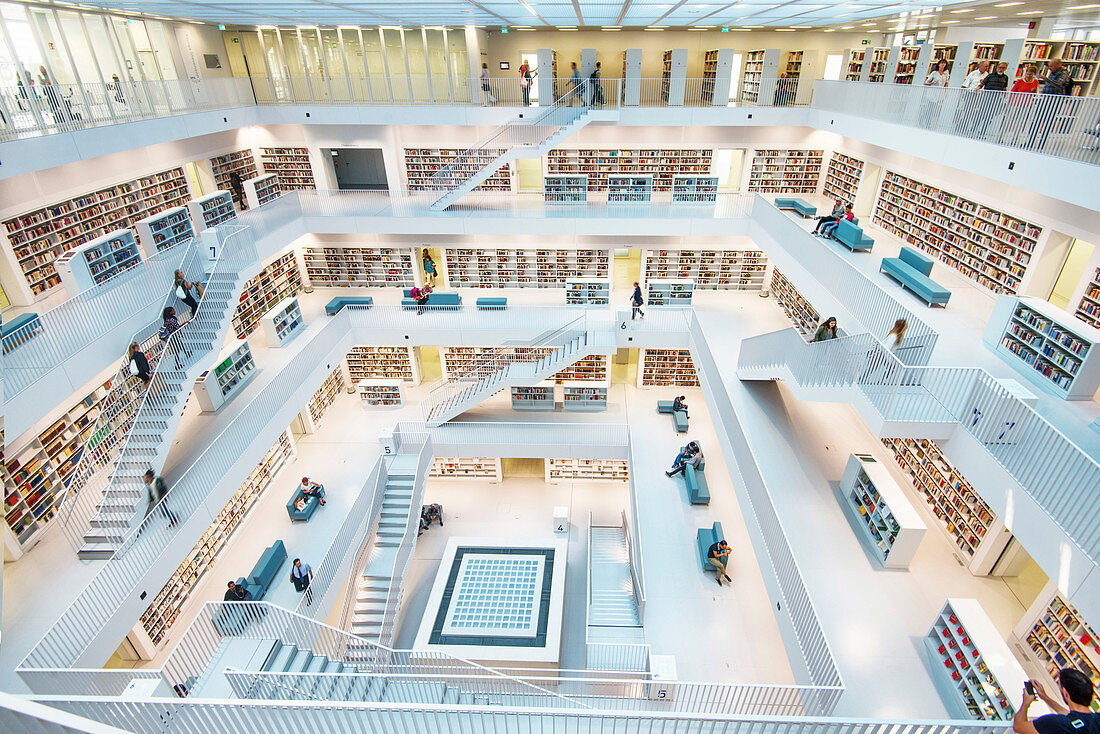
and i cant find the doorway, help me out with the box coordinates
[614,249,640,291]
[419,246,445,287]
[328,148,388,190]
[184,161,213,197]
[714,149,745,191]
[515,158,543,192]
[823,54,844,81]
[1049,238,1095,310]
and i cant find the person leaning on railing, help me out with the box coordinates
[1027,58,1074,152]
[1003,65,1040,145]
[974,62,1010,140]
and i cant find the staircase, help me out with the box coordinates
[588,526,642,628]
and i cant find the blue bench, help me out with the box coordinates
[401,292,462,310]
[286,487,321,522]
[684,458,709,505]
[325,296,373,315]
[236,540,287,601]
[2,312,42,354]
[775,198,817,217]
[476,297,507,310]
[657,400,689,432]
[830,219,874,252]
[697,521,725,572]
[880,247,951,307]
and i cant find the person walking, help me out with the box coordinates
[422,249,438,286]
[228,171,247,210]
[290,558,314,605]
[570,62,584,106]
[630,281,645,319]
[479,63,495,105]
[1014,669,1100,734]
[813,199,846,235]
[159,306,190,368]
[127,341,152,386]
[812,316,839,342]
[1028,58,1074,151]
[861,318,907,384]
[708,540,732,586]
[589,62,602,107]
[144,469,179,528]
[174,269,204,317]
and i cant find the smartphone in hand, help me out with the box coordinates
[1025,681,1036,696]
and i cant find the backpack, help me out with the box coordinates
[158,324,171,342]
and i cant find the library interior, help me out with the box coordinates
[3,0,1100,731]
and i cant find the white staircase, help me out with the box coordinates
[588,526,642,628]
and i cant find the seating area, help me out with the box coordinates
[880,246,951,307]
[476,297,508,310]
[236,540,287,601]
[684,457,710,505]
[1,312,41,354]
[286,487,322,522]
[775,198,817,217]
[829,219,874,252]
[324,296,373,315]
[400,292,463,310]
[696,521,725,572]
[657,399,689,432]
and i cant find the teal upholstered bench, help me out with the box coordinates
[476,297,507,310]
[286,488,321,522]
[325,297,373,315]
[697,521,725,572]
[831,219,874,252]
[657,400,689,432]
[684,458,709,504]
[236,540,287,601]
[2,312,42,354]
[775,198,817,217]
[880,247,951,307]
[401,293,462,310]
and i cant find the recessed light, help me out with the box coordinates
[976,16,998,20]
[950,8,974,12]
[688,27,711,31]
[1068,3,1100,7]
[1016,10,1043,14]
[557,27,578,31]
[942,19,960,23]
[776,28,796,31]
[602,26,621,31]
[824,28,836,32]
[841,25,854,29]
[994,1,1023,5]
[644,26,666,31]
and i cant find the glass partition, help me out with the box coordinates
[382,28,408,102]
[447,29,469,103]
[363,29,389,101]
[321,28,349,101]
[425,28,448,102]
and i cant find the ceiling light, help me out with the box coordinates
[602,26,621,31]
[976,16,998,20]
[1067,3,1100,7]
[942,19,960,23]
[861,22,878,26]
[950,8,974,12]
[557,27,578,31]
[994,1,1023,5]
[776,28,796,31]
[1016,10,1043,14]
[841,25,855,28]
[824,28,836,32]
[688,27,712,30]
[644,26,666,31]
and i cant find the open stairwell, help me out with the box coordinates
[588,526,642,629]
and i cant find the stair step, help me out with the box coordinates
[77,543,118,560]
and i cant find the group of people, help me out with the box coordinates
[126,269,205,386]
[478,59,603,107]
[418,503,443,535]
[812,199,855,240]
[665,439,702,478]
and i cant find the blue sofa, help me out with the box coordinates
[476,297,507,310]
[236,540,287,601]
[684,457,709,505]
[286,488,321,522]
[830,219,874,252]
[1,312,41,354]
[775,198,817,217]
[880,247,951,307]
[657,400,689,432]
[325,296,373,315]
[401,292,462,310]
[697,521,725,572]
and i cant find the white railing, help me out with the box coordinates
[619,508,646,623]
[419,421,632,457]
[814,80,1100,166]
[585,513,650,674]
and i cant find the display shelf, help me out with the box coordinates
[2,166,188,297]
[444,247,608,288]
[839,453,926,569]
[139,430,294,647]
[771,268,820,336]
[702,49,719,103]
[134,206,193,258]
[925,598,1033,721]
[55,229,142,294]
[260,147,316,190]
[565,278,610,307]
[986,296,1100,400]
[260,296,304,348]
[346,346,422,384]
[546,458,628,483]
[511,385,555,411]
[874,171,1042,295]
[544,175,588,204]
[868,47,891,82]
[845,48,866,81]
[244,174,281,209]
[822,153,864,204]
[552,353,608,383]
[671,176,718,203]
[187,191,236,231]
[430,457,503,482]
[561,383,608,412]
[748,149,823,195]
[404,147,512,192]
[647,279,694,307]
[607,175,653,203]
[741,49,779,104]
[357,378,403,406]
[307,367,344,426]
[545,149,713,192]
[1075,267,1100,330]
[894,46,921,84]
[210,149,257,195]
[639,348,698,388]
[194,340,256,413]
[642,248,766,291]
[232,251,303,339]
[303,245,414,288]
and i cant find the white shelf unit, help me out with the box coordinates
[2,166,188,298]
[822,153,865,204]
[303,245,415,288]
[926,598,1034,721]
[639,348,699,388]
[874,171,1042,295]
[642,249,767,291]
[244,174,281,209]
[346,346,423,385]
[55,229,143,294]
[771,268,820,336]
[441,348,607,385]
[444,247,609,288]
[565,278,610,307]
[894,46,921,84]
[430,457,503,482]
[194,340,257,413]
[845,48,866,81]
[647,279,694,307]
[546,458,628,483]
[404,148,512,192]
[209,149,257,195]
[187,191,236,231]
[134,206,194,258]
[307,367,344,427]
[545,149,713,192]
[741,49,780,104]
[232,251,303,339]
[868,47,891,82]
[260,147,317,190]
[607,175,653,203]
[553,353,608,383]
[561,383,608,412]
[986,296,1100,400]
[260,296,305,348]
[839,453,926,569]
[748,149,823,195]
[511,385,555,411]
[1075,267,1100,330]
[139,429,295,647]
[671,176,718,203]
[544,176,588,204]
[358,379,403,406]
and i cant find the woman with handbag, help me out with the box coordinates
[520,61,536,106]
[127,342,152,386]
[174,269,204,317]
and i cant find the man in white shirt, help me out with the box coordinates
[957,60,990,133]
[961,60,991,89]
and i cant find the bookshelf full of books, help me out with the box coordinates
[740,49,779,104]
[545,458,628,483]
[244,174,280,209]
[545,149,713,192]
[187,191,236,230]
[307,367,344,427]
[639,348,698,388]
[822,152,865,204]
[511,385,555,411]
[194,340,257,413]
[771,269,820,336]
[2,166,189,298]
[444,248,608,288]
[845,48,866,81]
[139,430,295,648]
[544,175,588,203]
[431,457,503,481]
[209,149,258,195]
[565,278,610,307]
[642,249,767,291]
[607,176,653,203]
[748,149,823,194]
[672,176,718,203]
[260,296,305,348]
[561,383,608,412]
[135,206,194,257]
[868,47,891,82]
[260,147,317,190]
[404,148,512,192]
[553,353,608,383]
[647,279,694,306]
[55,229,143,294]
[1075,268,1100,329]
[232,251,303,338]
[346,346,423,384]
[702,49,720,103]
[873,171,1042,295]
[894,46,921,84]
[839,453,926,569]
[357,379,403,406]
[1018,41,1100,94]
[303,245,415,287]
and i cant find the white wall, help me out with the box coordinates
[173,24,233,79]
[941,26,1030,45]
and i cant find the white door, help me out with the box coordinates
[824,54,843,81]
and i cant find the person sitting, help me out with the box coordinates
[424,503,442,526]
[672,395,689,419]
[819,204,854,239]
[708,540,733,586]
[223,580,251,602]
[299,476,326,506]
[666,443,697,477]
[813,199,845,235]
[410,285,432,315]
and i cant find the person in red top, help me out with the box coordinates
[820,204,854,240]
[1002,65,1040,144]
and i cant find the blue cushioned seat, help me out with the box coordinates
[880,247,951,307]
[286,489,320,522]
[325,297,373,315]
[1,312,42,353]
[236,540,287,601]
[775,198,817,217]
[684,459,709,504]
[831,219,874,252]
[476,297,507,309]
[697,521,725,572]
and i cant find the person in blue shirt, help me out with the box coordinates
[570,62,584,106]
[1015,669,1100,734]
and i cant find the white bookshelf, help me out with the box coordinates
[134,206,194,258]
[607,175,653,203]
[232,251,303,339]
[209,149,257,194]
[642,249,766,291]
[546,458,628,483]
[868,47,891,82]
[260,296,305,348]
[546,149,712,192]
[748,149,823,194]
[839,453,926,569]
[561,383,608,412]
[741,49,780,104]
[544,176,588,204]
[430,457,503,482]
[346,346,422,385]
[303,245,415,288]
[444,247,608,288]
[404,147,512,192]
[194,340,257,413]
[357,379,403,407]
[639,348,698,388]
[553,354,608,383]
[244,174,280,209]
[306,367,344,428]
[55,229,142,294]
[1075,267,1100,330]
[511,385,555,411]
[845,48,866,81]
[986,296,1100,400]
[187,191,236,231]
[260,147,317,190]
[647,279,694,307]
[565,278,610,307]
[822,153,864,204]
[771,269,820,336]
[672,176,718,203]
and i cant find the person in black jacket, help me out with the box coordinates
[229,171,247,210]
[631,281,645,319]
[128,341,152,386]
[974,61,1010,139]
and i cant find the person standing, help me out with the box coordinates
[160,306,190,368]
[589,62,602,107]
[110,73,127,106]
[1003,65,1040,144]
[957,59,990,134]
[479,63,495,105]
[630,281,645,320]
[920,58,951,128]
[422,249,437,286]
[570,62,584,106]
[1028,58,1074,151]
[174,269,204,317]
[812,316,839,342]
[290,558,314,605]
[975,61,1010,139]
[1014,669,1100,734]
[144,469,179,528]
[708,540,732,586]
[861,318,908,383]
[128,342,152,386]
[228,171,247,210]
[519,61,536,106]
[813,199,846,235]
